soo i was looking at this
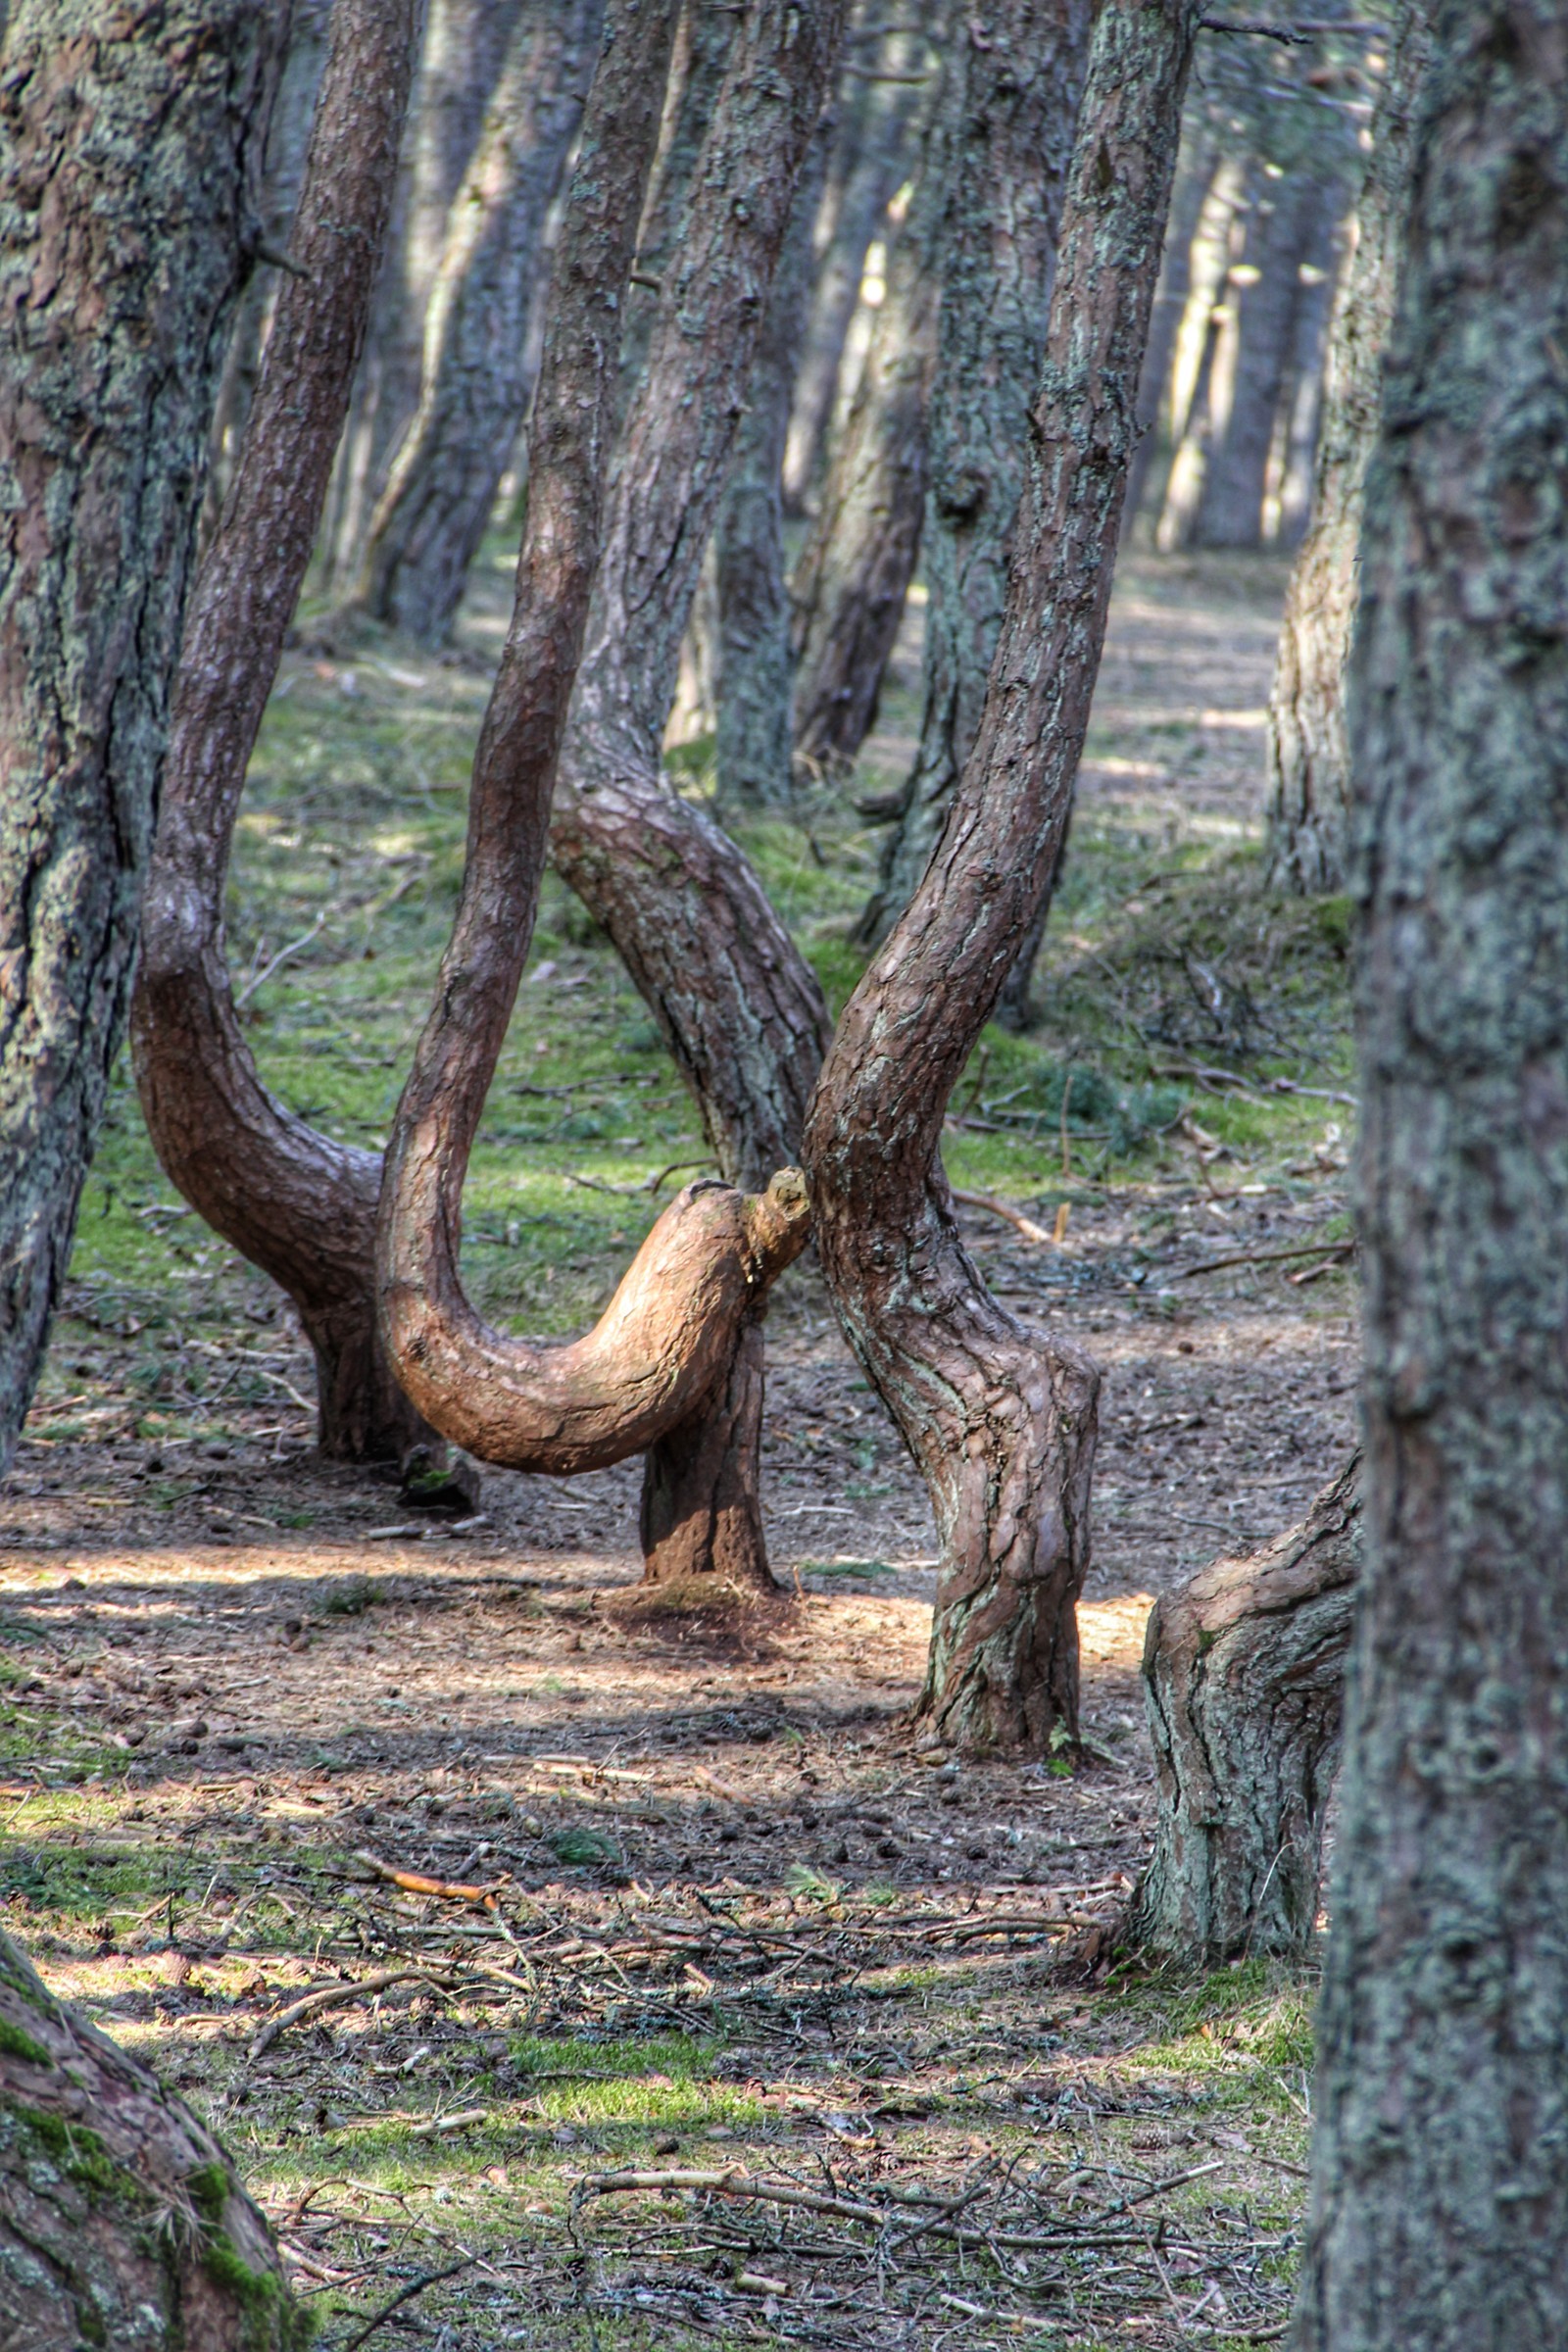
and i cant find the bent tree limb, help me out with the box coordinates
[0,0,288,1475]
[1126,1456,1360,1966]
[803,0,1206,1752]
[0,1928,305,2349]
[131,0,422,1463]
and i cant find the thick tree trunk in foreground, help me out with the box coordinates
[354,0,605,643]
[803,0,1203,1753]
[789,32,950,772]
[0,0,286,1478]
[1127,1457,1360,1966]
[1294,11,1568,2346]
[0,1928,304,2349]
[1192,168,1323,551]
[132,0,423,1465]
[1266,1,1432,897]
[860,0,1092,947]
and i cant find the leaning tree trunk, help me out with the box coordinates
[1294,9,1568,2344]
[1266,0,1433,898]
[858,0,1092,947]
[0,0,287,1477]
[802,0,1204,1753]
[352,0,606,643]
[788,20,952,773]
[0,1928,305,2349]
[1126,1457,1360,1965]
[132,0,424,1466]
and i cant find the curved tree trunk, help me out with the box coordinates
[1293,9,1568,2342]
[788,24,951,773]
[0,0,288,1478]
[0,1928,305,2349]
[353,0,606,643]
[1126,1457,1360,1966]
[131,0,425,1466]
[802,0,1203,1754]
[858,0,1092,948]
[1265,0,1433,898]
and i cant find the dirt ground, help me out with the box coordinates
[1,551,1352,2350]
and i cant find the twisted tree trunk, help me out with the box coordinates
[1266,0,1433,897]
[132,0,424,1465]
[858,0,1092,947]
[1127,1457,1360,1966]
[1294,9,1568,2341]
[0,1928,305,2349]
[0,0,288,1476]
[353,0,606,643]
[803,0,1204,1753]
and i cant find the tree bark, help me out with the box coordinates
[1122,121,1216,535]
[354,0,606,644]
[617,0,737,417]
[1266,1,1433,897]
[711,118,830,810]
[0,1927,305,2349]
[1293,10,1568,2345]
[1126,1457,1360,1967]
[0,0,288,1479]
[788,25,951,773]
[802,0,1204,1754]
[858,0,1093,947]
[131,0,424,1465]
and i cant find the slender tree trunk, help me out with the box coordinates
[0,0,287,1478]
[132,0,424,1466]
[1153,153,1251,551]
[788,26,951,772]
[0,1928,306,2349]
[1127,1457,1360,1966]
[712,120,831,809]
[354,0,606,643]
[858,0,1093,947]
[1267,2,1433,897]
[781,30,925,514]
[1271,199,1342,547]
[1122,121,1215,535]
[618,0,737,416]
[1294,10,1568,2344]
[1192,168,1324,550]
[803,0,1204,1754]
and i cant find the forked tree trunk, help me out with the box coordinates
[788,23,951,772]
[0,0,288,1477]
[1294,10,1568,2342]
[0,1928,305,2349]
[132,0,424,1465]
[858,0,1092,947]
[1266,0,1433,897]
[1126,1457,1360,1965]
[802,0,1205,1754]
[352,0,605,643]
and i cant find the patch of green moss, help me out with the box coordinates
[0,2015,51,2065]
[6,2100,130,2202]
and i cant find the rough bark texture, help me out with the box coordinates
[803,0,1203,1753]
[1192,168,1323,550]
[355,0,605,643]
[860,0,1092,946]
[1127,1456,1360,1966]
[1293,9,1568,2345]
[0,1927,305,2349]
[131,0,422,1464]
[1266,1,1433,896]
[550,0,844,1195]
[617,0,735,417]
[0,0,287,1478]
[712,118,829,809]
[789,26,950,772]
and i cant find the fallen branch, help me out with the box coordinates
[249,1966,456,2060]
[351,1849,507,1904]
[951,1188,1054,1246]
[338,2259,473,2352]
[1153,1237,1354,1282]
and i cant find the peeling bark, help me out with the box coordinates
[1293,9,1568,2341]
[1127,1457,1360,1966]
[1266,0,1433,897]
[803,0,1204,1753]
[0,1927,305,2349]
[0,0,288,1476]
[131,0,423,1464]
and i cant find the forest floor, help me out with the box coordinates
[0,547,1356,2350]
